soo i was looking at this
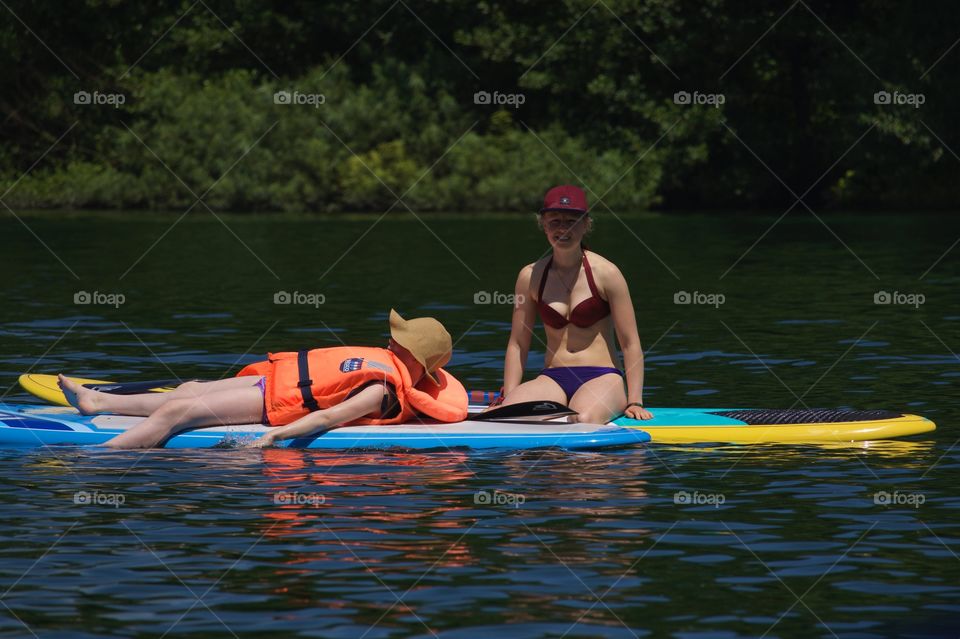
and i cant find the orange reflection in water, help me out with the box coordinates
[256,448,479,577]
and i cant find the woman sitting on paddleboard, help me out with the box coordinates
[58,310,467,449]
[497,185,653,424]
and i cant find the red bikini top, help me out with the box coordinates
[537,253,611,329]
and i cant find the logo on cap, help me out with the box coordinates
[560,196,571,205]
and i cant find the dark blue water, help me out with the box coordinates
[1,212,958,638]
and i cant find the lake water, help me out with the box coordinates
[0,211,958,638]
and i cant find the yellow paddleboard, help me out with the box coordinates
[18,374,175,407]
[626,414,936,444]
[614,407,935,443]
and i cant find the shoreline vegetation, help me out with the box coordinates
[6,209,957,221]
[3,1,957,213]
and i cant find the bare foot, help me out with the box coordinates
[58,374,104,415]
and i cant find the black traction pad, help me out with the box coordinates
[711,408,904,425]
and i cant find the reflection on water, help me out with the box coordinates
[2,441,958,637]
[658,439,939,463]
[0,213,958,637]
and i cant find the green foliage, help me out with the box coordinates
[1,59,659,212]
[1,0,957,211]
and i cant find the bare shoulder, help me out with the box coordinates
[518,261,537,276]
[516,262,538,285]
[520,257,551,284]
[585,251,625,285]
[513,261,537,296]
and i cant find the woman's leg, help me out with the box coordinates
[59,374,262,416]
[568,373,626,424]
[497,375,567,407]
[104,385,265,449]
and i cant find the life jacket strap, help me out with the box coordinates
[296,350,320,411]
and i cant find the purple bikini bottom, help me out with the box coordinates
[540,366,623,402]
[254,376,268,424]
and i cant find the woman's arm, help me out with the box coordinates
[605,263,654,420]
[248,383,386,447]
[503,264,538,397]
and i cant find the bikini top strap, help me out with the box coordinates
[537,257,553,302]
[582,253,601,297]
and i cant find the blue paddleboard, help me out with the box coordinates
[0,404,650,450]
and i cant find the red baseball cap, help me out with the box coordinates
[539,184,589,214]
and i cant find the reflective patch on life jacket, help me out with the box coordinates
[365,360,394,373]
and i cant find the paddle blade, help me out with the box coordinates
[472,400,577,422]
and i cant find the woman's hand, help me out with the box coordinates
[625,404,653,420]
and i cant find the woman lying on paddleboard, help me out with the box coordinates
[58,310,467,449]
[498,185,654,424]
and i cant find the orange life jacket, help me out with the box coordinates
[235,346,467,427]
